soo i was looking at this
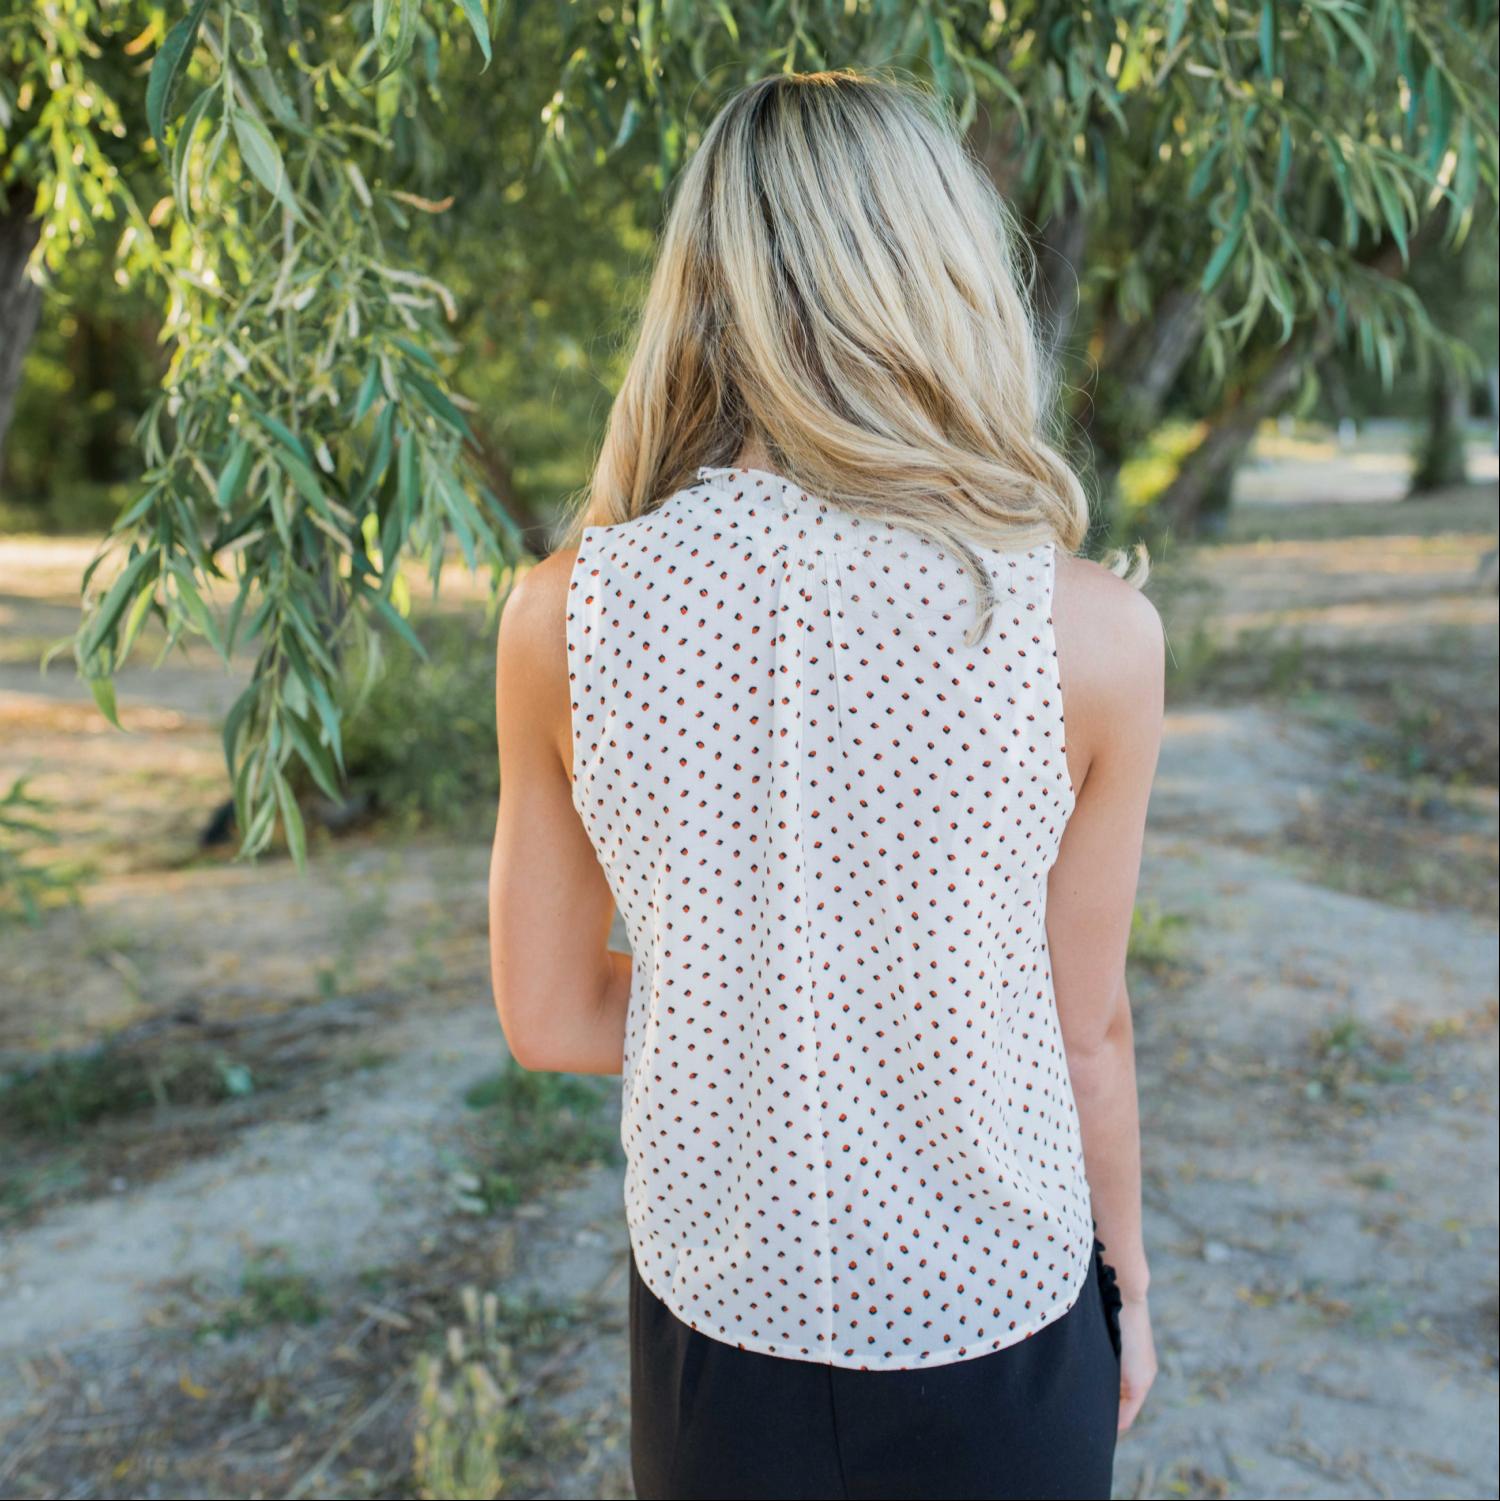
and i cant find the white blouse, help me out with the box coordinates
[565,465,1091,1370]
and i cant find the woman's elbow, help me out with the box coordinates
[506,1036,556,1072]
[492,984,561,1072]
[1061,987,1134,1082]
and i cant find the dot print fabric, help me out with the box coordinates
[564,465,1091,1371]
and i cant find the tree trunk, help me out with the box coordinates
[1156,326,1334,534]
[0,187,44,495]
[1156,223,1445,534]
[1075,287,1206,508]
[1409,365,1471,494]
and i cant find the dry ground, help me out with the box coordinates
[0,448,1496,1499]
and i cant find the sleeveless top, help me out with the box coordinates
[564,464,1091,1370]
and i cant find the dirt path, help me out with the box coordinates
[1,473,1496,1499]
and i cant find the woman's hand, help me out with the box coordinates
[1117,1294,1158,1435]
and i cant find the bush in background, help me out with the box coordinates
[329,613,500,832]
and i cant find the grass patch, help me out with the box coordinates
[409,1285,593,1501]
[1128,900,1193,983]
[412,1286,524,1501]
[1164,620,1314,704]
[455,1061,619,1212]
[0,1148,89,1226]
[0,1044,258,1137]
[200,1255,325,1340]
[0,777,85,925]
[1304,1016,1415,1105]
[1352,678,1498,788]
[1280,789,1498,918]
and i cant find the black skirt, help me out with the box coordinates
[629,1237,1124,1500]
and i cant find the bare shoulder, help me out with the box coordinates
[1052,551,1164,787]
[495,547,579,745]
[498,548,577,665]
[1053,551,1163,696]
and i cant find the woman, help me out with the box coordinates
[489,70,1161,1501]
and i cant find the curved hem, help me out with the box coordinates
[626,1230,1094,1373]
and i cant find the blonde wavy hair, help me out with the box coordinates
[557,68,1134,644]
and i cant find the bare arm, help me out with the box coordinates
[1048,552,1164,1432]
[487,548,631,1074]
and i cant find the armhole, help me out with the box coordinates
[564,526,600,813]
[1042,541,1079,819]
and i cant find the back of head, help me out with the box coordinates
[573,69,1094,642]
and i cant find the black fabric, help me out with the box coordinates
[629,1238,1122,1500]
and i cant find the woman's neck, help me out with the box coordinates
[731,434,775,471]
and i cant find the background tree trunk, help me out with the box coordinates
[1075,287,1206,513]
[1156,327,1333,534]
[1409,365,1472,494]
[0,188,44,495]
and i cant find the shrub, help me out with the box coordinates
[322,612,500,830]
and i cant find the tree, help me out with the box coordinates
[1406,222,1498,492]
[7,1,529,863]
[2,1,1494,862]
[531,3,1498,533]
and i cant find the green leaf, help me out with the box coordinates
[1258,1,1276,78]
[267,445,333,519]
[244,401,311,462]
[172,565,227,661]
[146,0,209,150]
[285,634,346,773]
[359,403,397,507]
[1166,0,1188,53]
[222,681,258,774]
[170,86,215,223]
[248,412,333,518]
[283,711,342,802]
[362,583,429,658]
[711,1,738,43]
[391,335,442,373]
[275,771,307,869]
[407,374,473,439]
[638,0,658,93]
[216,437,253,511]
[1187,141,1224,201]
[1324,1,1377,83]
[110,482,165,536]
[455,0,492,67]
[1422,66,1450,176]
[353,361,383,422]
[81,550,157,662]
[232,112,301,219]
[1451,118,1479,217]
[280,592,340,677]
[611,98,643,153]
[925,12,951,99]
[118,578,159,664]
[1371,165,1408,263]
[241,788,278,860]
[1273,123,1293,202]
[1200,222,1244,294]
[396,432,420,542]
[963,55,1027,124]
[89,676,122,730]
[372,0,421,83]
